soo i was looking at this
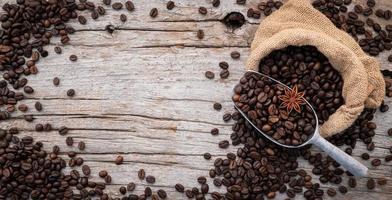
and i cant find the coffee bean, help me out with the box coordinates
[97,6,105,15]
[24,115,33,122]
[67,89,75,97]
[213,102,222,111]
[66,136,73,146]
[127,182,136,191]
[327,188,336,197]
[201,184,209,194]
[361,153,370,160]
[220,69,230,79]
[78,16,87,24]
[146,175,155,184]
[112,2,123,10]
[115,155,124,165]
[367,178,375,189]
[157,189,167,199]
[230,51,240,59]
[120,14,127,22]
[119,186,127,195]
[219,61,229,69]
[222,113,231,122]
[78,141,86,150]
[377,178,387,185]
[197,30,204,39]
[99,170,108,178]
[386,155,392,162]
[18,104,28,112]
[197,176,207,184]
[24,86,34,94]
[348,177,357,188]
[167,1,175,10]
[371,158,381,166]
[69,55,78,62]
[218,140,230,149]
[338,186,348,194]
[210,128,219,135]
[236,0,246,5]
[104,175,112,183]
[380,104,389,112]
[82,165,91,176]
[205,71,215,79]
[103,0,111,5]
[199,7,207,15]
[185,190,194,198]
[125,1,135,11]
[150,8,158,18]
[53,77,60,86]
[54,46,62,54]
[203,152,211,160]
[106,24,116,34]
[138,169,146,180]
[175,183,185,192]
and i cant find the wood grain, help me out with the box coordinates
[0,0,391,199]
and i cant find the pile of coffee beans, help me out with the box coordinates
[232,72,316,146]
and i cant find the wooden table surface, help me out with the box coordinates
[1,0,391,199]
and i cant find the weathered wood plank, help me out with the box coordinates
[0,0,391,199]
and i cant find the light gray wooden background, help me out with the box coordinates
[0,0,391,199]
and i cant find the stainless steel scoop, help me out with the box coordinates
[233,70,368,177]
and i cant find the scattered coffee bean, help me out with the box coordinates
[219,61,229,69]
[197,30,204,39]
[203,152,211,160]
[66,136,74,146]
[377,178,387,185]
[54,46,62,54]
[69,55,78,62]
[175,183,185,193]
[367,178,376,189]
[212,0,220,7]
[119,186,127,194]
[53,77,60,86]
[218,140,230,149]
[82,165,91,176]
[167,1,175,10]
[115,155,124,165]
[99,170,108,178]
[213,102,222,111]
[150,8,158,18]
[125,1,135,11]
[230,51,240,59]
[205,71,215,79]
[127,182,136,191]
[199,7,207,15]
[78,141,86,150]
[67,89,75,97]
[146,175,156,184]
[120,14,127,22]
[210,128,219,135]
[112,2,123,10]
[371,158,381,166]
[138,169,146,180]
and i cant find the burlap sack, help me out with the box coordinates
[247,0,385,137]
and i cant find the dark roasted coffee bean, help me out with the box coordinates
[99,170,108,178]
[213,102,222,110]
[67,89,75,97]
[205,71,215,79]
[138,169,146,180]
[146,175,156,184]
[78,141,86,150]
[380,104,389,112]
[104,175,112,183]
[199,7,207,15]
[53,77,60,86]
[18,104,28,112]
[78,16,87,24]
[24,86,34,94]
[34,101,43,111]
[219,61,229,70]
[338,186,347,194]
[371,158,381,166]
[115,155,124,165]
[203,152,211,160]
[167,1,175,10]
[59,126,68,135]
[127,182,136,191]
[220,69,230,79]
[82,165,91,175]
[230,51,240,59]
[327,188,336,197]
[197,30,204,39]
[218,140,230,149]
[367,178,375,189]
[103,0,111,5]
[237,0,246,5]
[24,115,33,122]
[106,24,116,34]
[54,46,62,54]
[201,184,209,194]
[112,2,123,10]
[97,6,105,15]
[377,178,387,185]
[66,136,74,146]
[386,155,392,162]
[119,186,127,195]
[348,177,357,188]
[157,189,167,199]
[211,128,219,135]
[175,183,185,192]
[150,8,158,18]
[222,113,231,122]
[69,55,78,62]
[361,153,370,160]
[120,14,127,22]
[125,1,135,11]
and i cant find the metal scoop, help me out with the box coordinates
[233,70,368,177]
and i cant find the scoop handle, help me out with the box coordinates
[311,134,368,177]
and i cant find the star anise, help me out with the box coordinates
[278,85,305,113]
